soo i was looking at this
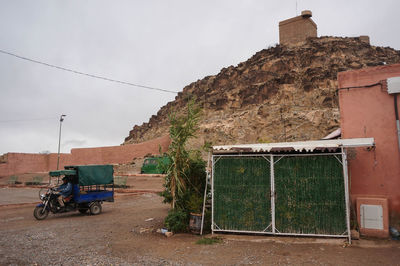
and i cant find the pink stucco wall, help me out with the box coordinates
[338,64,400,217]
[0,135,170,177]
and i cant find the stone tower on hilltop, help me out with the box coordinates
[279,10,317,46]
[124,11,400,147]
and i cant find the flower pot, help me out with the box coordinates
[189,213,202,234]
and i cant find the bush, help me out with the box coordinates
[187,193,203,214]
[161,156,206,212]
[164,209,189,233]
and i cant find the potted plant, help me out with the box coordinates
[188,193,204,234]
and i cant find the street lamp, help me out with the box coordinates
[57,114,66,170]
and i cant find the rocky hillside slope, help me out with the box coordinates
[124,37,400,147]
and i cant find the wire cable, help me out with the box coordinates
[0,49,178,94]
[0,117,58,123]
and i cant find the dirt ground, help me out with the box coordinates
[1,188,400,265]
[0,187,40,205]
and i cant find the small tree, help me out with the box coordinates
[165,99,202,209]
[160,99,208,232]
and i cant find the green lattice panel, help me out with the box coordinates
[213,156,271,232]
[274,155,346,235]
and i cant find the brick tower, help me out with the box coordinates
[279,10,317,46]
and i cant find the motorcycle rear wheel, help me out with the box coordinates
[34,206,49,220]
[89,202,102,215]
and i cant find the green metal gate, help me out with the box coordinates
[213,156,272,232]
[212,153,349,238]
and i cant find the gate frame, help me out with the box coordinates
[211,152,351,243]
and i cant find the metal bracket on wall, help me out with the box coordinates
[261,155,271,163]
[263,223,272,232]
[213,223,221,230]
[273,155,285,165]
[213,156,221,167]
[333,154,343,165]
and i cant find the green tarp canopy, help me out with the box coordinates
[49,165,114,185]
[76,165,114,186]
[49,169,77,177]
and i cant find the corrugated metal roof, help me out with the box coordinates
[213,138,374,153]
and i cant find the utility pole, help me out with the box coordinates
[57,114,66,170]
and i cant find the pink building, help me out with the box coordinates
[338,64,400,237]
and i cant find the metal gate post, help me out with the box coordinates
[270,154,276,234]
[211,154,215,234]
[341,148,352,244]
[200,151,211,235]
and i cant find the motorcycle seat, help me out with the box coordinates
[64,195,73,202]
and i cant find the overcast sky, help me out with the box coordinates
[1,0,399,155]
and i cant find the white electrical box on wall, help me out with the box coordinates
[387,77,400,94]
[360,204,384,230]
[357,197,388,238]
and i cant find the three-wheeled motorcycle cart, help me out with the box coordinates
[34,164,114,220]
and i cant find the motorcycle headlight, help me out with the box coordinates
[40,192,48,200]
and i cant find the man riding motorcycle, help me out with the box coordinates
[55,176,72,209]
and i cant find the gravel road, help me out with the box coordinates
[1,189,400,265]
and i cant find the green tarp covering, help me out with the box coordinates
[274,156,345,235]
[213,154,346,236]
[214,156,271,232]
[76,165,114,186]
[49,169,77,177]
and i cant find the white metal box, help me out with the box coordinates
[360,204,383,230]
[387,77,400,94]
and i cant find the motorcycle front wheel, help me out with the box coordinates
[33,206,49,220]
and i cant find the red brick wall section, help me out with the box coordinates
[0,163,7,177]
[338,64,400,217]
[0,153,48,177]
[47,153,74,171]
[69,135,171,166]
[0,135,171,177]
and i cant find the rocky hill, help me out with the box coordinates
[124,37,400,147]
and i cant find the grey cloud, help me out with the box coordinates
[1,0,399,155]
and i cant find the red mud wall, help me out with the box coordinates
[0,153,48,177]
[338,64,400,217]
[0,135,170,177]
[69,135,171,165]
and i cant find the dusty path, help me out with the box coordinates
[0,187,40,205]
[1,191,400,265]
